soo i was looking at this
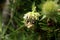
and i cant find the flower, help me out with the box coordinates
[42,1,58,18]
[23,11,40,28]
[23,12,40,20]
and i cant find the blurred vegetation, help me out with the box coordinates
[0,0,60,40]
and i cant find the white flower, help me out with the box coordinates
[23,12,32,20]
[23,12,40,20]
[23,11,40,28]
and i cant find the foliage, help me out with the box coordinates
[0,0,60,40]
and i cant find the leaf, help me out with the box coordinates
[40,15,46,21]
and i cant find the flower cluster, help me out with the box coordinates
[42,1,58,18]
[23,11,40,28]
[23,12,40,20]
